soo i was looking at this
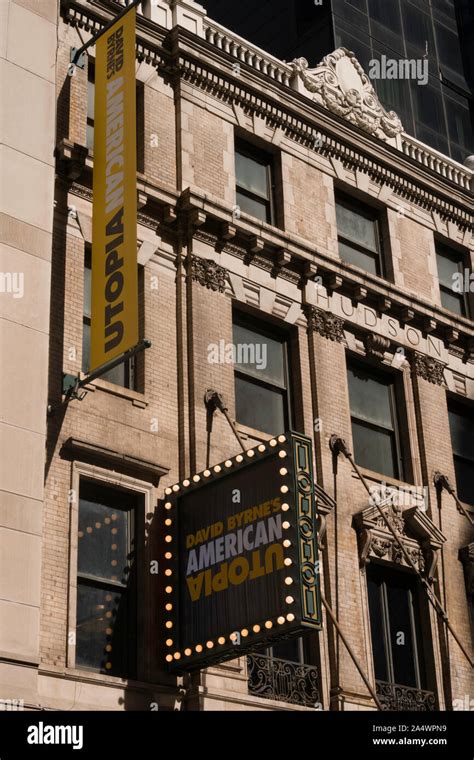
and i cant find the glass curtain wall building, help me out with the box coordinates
[202,0,473,162]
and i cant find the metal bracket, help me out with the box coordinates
[70,47,86,69]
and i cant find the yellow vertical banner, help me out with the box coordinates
[91,7,138,372]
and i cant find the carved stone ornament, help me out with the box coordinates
[411,352,446,386]
[364,333,391,360]
[353,498,446,581]
[304,305,345,342]
[188,256,228,293]
[289,48,403,141]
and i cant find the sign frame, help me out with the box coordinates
[160,431,322,672]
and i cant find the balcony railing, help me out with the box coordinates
[247,653,320,708]
[376,680,436,711]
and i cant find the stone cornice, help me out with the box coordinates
[63,1,472,230]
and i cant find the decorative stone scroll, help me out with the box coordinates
[289,48,403,141]
[353,496,446,581]
[364,333,391,360]
[188,256,228,293]
[304,305,345,343]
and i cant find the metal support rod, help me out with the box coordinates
[204,389,246,453]
[434,471,474,527]
[70,0,142,65]
[330,435,474,669]
[321,595,383,711]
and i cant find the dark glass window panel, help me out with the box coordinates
[368,0,402,32]
[82,321,91,374]
[351,420,398,479]
[233,323,285,387]
[436,249,460,288]
[374,74,413,130]
[338,241,379,275]
[452,457,474,506]
[448,405,474,460]
[336,202,378,252]
[386,582,418,687]
[414,124,449,156]
[76,583,127,675]
[83,261,91,318]
[78,498,129,583]
[401,2,434,51]
[446,97,474,153]
[235,150,270,200]
[334,30,372,73]
[235,375,286,435]
[435,22,463,73]
[439,288,465,316]
[412,83,446,133]
[367,572,388,681]
[271,637,301,664]
[236,190,269,223]
[345,0,368,13]
[348,367,394,428]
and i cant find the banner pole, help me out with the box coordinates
[70,0,142,66]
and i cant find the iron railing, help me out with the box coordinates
[376,680,436,711]
[247,653,320,708]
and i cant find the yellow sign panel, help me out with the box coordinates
[91,7,138,372]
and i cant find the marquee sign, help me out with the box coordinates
[160,432,322,671]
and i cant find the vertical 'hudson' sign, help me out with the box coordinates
[91,7,138,372]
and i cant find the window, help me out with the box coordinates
[233,315,291,436]
[335,194,384,275]
[87,61,95,151]
[347,359,406,480]
[447,399,474,506]
[76,480,137,677]
[367,564,431,691]
[83,246,134,388]
[436,242,469,317]
[235,140,275,224]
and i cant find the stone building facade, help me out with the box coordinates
[0,0,472,711]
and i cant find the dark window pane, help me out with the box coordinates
[401,3,434,50]
[235,375,286,435]
[76,583,127,675]
[336,202,378,252]
[368,0,402,32]
[82,321,91,374]
[435,22,463,73]
[436,250,460,288]
[352,420,398,479]
[233,323,285,386]
[236,190,269,222]
[83,261,91,318]
[448,405,474,460]
[338,241,379,274]
[271,637,301,663]
[412,83,446,133]
[439,288,465,315]
[453,457,474,506]
[367,573,388,681]
[348,367,393,428]
[235,150,269,199]
[78,493,130,583]
[386,582,417,687]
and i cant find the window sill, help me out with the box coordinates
[350,466,416,493]
[42,665,175,691]
[235,423,276,444]
[80,372,147,408]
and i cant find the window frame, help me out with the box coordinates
[447,394,474,506]
[67,463,153,681]
[367,563,430,691]
[234,138,276,225]
[435,241,471,318]
[335,191,385,277]
[347,356,408,482]
[233,311,292,436]
[75,478,138,678]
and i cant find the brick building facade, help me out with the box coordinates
[1,0,473,711]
